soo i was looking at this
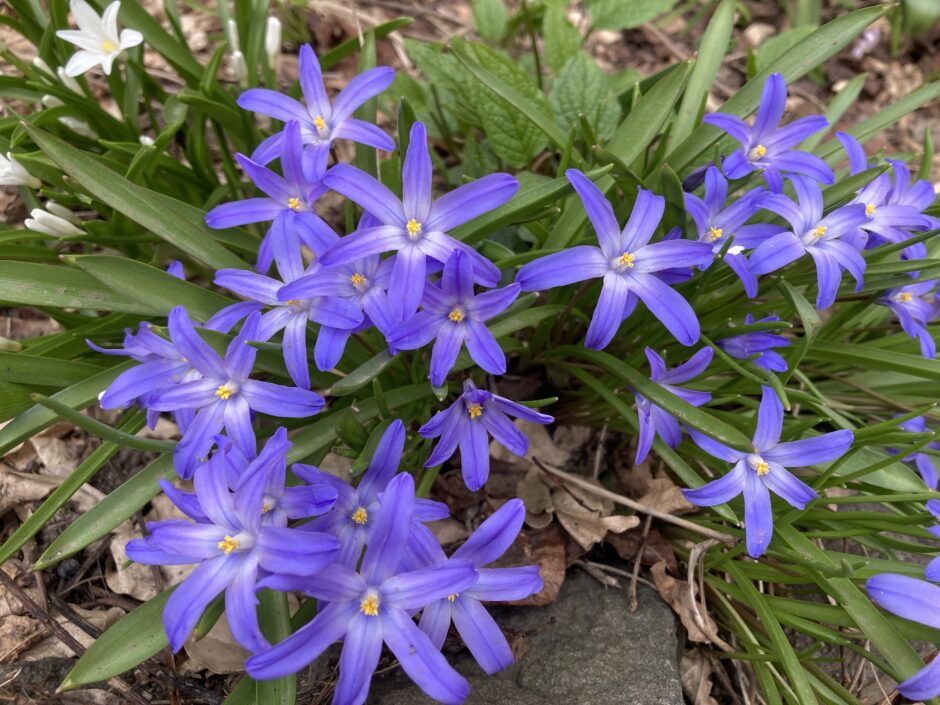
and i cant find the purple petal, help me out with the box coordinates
[491,396,554,425]
[214,269,282,305]
[235,153,292,202]
[515,246,607,291]
[237,88,310,123]
[628,272,700,346]
[479,407,526,457]
[282,314,310,388]
[389,311,443,350]
[762,463,817,509]
[687,427,745,463]
[163,555,239,651]
[430,322,466,386]
[464,320,505,376]
[743,470,773,557]
[808,247,841,310]
[747,232,805,275]
[402,122,433,222]
[390,246,429,322]
[427,173,519,233]
[420,230,501,287]
[442,248,474,301]
[453,499,524,566]
[466,284,520,321]
[361,473,415,584]
[225,556,267,652]
[460,417,491,491]
[634,403,655,464]
[585,273,629,350]
[467,566,543,601]
[331,66,395,124]
[333,614,383,705]
[205,198,283,228]
[149,379,218,412]
[763,116,828,151]
[357,420,406,501]
[867,574,940,630]
[332,118,395,151]
[773,151,835,184]
[702,113,751,146]
[168,306,226,378]
[319,225,406,267]
[633,240,714,273]
[835,131,868,175]
[298,563,365,602]
[763,429,853,467]
[660,347,713,384]
[324,164,405,226]
[257,526,339,575]
[753,73,786,139]
[451,597,514,675]
[566,168,620,258]
[897,656,940,702]
[173,404,225,478]
[240,379,324,417]
[423,406,465,468]
[417,599,452,649]
[194,456,240,529]
[620,189,665,252]
[297,44,331,117]
[753,386,783,452]
[682,459,748,507]
[381,559,477,609]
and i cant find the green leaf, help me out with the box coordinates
[805,342,940,382]
[587,0,680,30]
[549,52,621,142]
[0,353,104,387]
[451,40,557,167]
[60,587,174,691]
[754,25,817,73]
[472,0,508,40]
[22,124,247,270]
[66,254,234,321]
[0,361,133,456]
[556,346,753,449]
[543,5,582,73]
[328,350,397,397]
[667,5,887,172]
[256,591,296,705]
[669,0,735,151]
[117,1,203,84]
[0,261,145,313]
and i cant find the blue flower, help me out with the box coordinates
[411,499,543,675]
[388,250,520,386]
[684,166,781,298]
[319,122,515,321]
[126,431,339,653]
[516,169,714,348]
[147,309,324,477]
[420,380,554,491]
[634,347,713,464]
[683,386,853,557]
[704,73,833,191]
[890,415,940,489]
[749,176,869,309]
[211,223,365,386]
[867,573,940,700]
[878,280,937,358]
[246,473,477,705]
[283,420,449,568]
[238,44,395,168]
[716,314,790,372]
[205,121,334,273]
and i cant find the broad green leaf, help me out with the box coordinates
[669,0,735,151]
[23,124,247,270]
[116,1,203,84]
[806,342,940,382]
[0,362,133,456]
[451,40,556,166]
[60,587,175,690]
[472,0,508,40]
[0,261,145,313]
[754,25,817,73]
[67,254,233,321]
[549,52,621,142]
[0,353,104,387]
[543,5,582,73]
[668,5,887,172]
[587,0,680,30]
[801,72,867,151]
[328,350,397,397]
[256,591,296,705]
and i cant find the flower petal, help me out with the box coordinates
[566,169,620,258]
[163,555,239,652]
[381,559,477,609]
[402,122,433,222]
[460,416,491,491]
[240,380,324,417]
[743,470,773,557]
[762,429,853,467]
[451,596,514,675]
[453,499,524,565]
[628,272,700,346]
[331,66,395,124]
[682,459,747,507]
[256,526,339,575]
[427,173,519,233]
[585,273,629,350]
[324,164,405,226]
[753,385,783,452]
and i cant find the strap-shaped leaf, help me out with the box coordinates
[0,261,147,313]
[0,353,105,387]
[806,342,940,382]
[23,124,247,270]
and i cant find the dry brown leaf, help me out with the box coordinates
[651,561,720,646]
[638,477,696,516]
[183,612,250,675]
[427,518,469,547]
[681,649,720,705]
[516,467,553,528]
[22,605,124,660]
[607,527,678,573]
[500,524,566,606]
[0,614,42,661]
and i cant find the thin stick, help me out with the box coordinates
[533,458,737,545]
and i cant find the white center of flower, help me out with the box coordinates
[215,382,239,400]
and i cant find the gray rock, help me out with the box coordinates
[369,570,683,705]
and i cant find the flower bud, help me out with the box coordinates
[0,153,40,189]
[25,208,84,236]
[265,17,282,68]
[56,66,83,94]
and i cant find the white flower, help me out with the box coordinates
[264,17,281,68]
[226,19,240,51]
[0,153,40,189]
[139,135,155,146]
[56,0,143,77]
[45,200,83,225]
[230,50,248,86]
[25,208,84,237]
[57,66,83,94]
[31,57,55,78]
[41,95,98,138]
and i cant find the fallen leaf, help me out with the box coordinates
[638,477,696,516]
[499,524,566,606]
[0,614,42,661]
[183,612,250,675]
[651,561,722,647]
[681,649,720,705]
[23,605,124,660]
[607,527,679,573]
[427,518,469,547]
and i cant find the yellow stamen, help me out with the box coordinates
[406,219,422,238]
[215,384,235,400]
[467,403,483,419]
[288,197,302,212]
[751,144,767,159]
[351,273,365,287]
[865,203,876,217]
[707,227,724,242]
[217,535,240,554]
[755,461,769,476]
[617,252,635,268]
[314,115,326,131]
[102,40,117,53]
[351,507,368,525]
[447,593,458,603]
[360,594,379,616]
[448,308,465,323]
[261,503,271,514]
[896,292,914,303]
[811,225,827,239]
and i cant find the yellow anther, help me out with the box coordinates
[285,299,301,307]
[865,203,876,217]
[314,115,327,131]
[811,225,828,239]
[406,219,422,238]
[448,308,465,323]
[447,593,458,603]
[755,460,769,476]
[708,227,724,242]
[467,403,483,419]
[617,252,635,268]
[261,502,271,514]
[351,507,368,525]
[217,535,240,554]
[751,144,767,159]
[351,273,365,287]
[896,292,914,303]
[215,384,235,400]
[288,197,302,211]
[360,594,379,616]
[102,40,117,53]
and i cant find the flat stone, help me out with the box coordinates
[369,570,683,705]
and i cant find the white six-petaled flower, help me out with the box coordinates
[56,0,143,77]
[0,153,40,189]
